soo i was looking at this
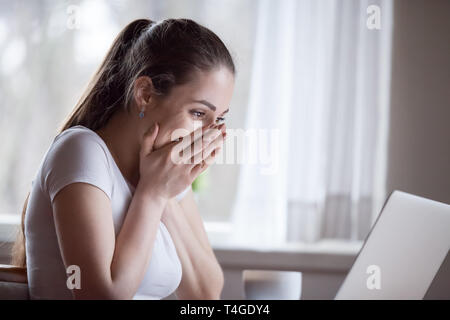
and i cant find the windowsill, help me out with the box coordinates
[202,221,363,274]
[204,220,362,250]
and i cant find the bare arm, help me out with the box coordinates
[178,189,217,258]
[52,123,221,299]
[161,190,224,300]
[53,181,167,299]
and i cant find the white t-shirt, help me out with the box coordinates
[25,125,189,300]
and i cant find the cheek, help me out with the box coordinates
[168,112,203,135]
[155,114,191,147]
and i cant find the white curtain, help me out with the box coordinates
[231,0,393,245]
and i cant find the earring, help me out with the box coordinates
[139,110,145,119]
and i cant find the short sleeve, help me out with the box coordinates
[175,185,191,202]
[42,130,113,203]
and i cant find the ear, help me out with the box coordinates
[133,76,154,112]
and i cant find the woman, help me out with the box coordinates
[11,18,235,300]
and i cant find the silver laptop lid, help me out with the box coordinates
[335,191,450,299]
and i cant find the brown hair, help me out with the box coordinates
[11,18,235,267]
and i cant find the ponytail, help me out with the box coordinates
[11,19,154,267]
[59,18,154,132]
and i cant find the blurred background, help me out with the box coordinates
[0,0,449,299]
[0,0,256,223]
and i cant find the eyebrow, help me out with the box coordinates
[192,99,229,115]
[192,99,216,111]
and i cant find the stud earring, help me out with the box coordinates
[139,110,145,119]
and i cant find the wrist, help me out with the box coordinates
[161,199,177,221]
[135,181,168,206]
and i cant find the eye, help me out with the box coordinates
[215,117,226,124]
[190,110,206,118]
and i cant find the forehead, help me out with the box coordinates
[167,67,234,112]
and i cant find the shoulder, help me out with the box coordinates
[43,126,110,170]
[41,126,114,201]
[53,126,108,155]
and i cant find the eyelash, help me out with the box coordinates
[190,110,226,124]
[190,110,205,118]
[216,117,226,124]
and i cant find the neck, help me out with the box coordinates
[95,108,141,188]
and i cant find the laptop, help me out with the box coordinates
[335,190,450,300]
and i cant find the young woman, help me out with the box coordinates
[11,18,235,300]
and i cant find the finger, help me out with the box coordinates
[213,123,226,143]
[174,122,213,151]
[203,146,222,166]
[140,122,159,157]
[207,123,226,139]
[178,122,223,154]
[190,161,206,179]
[186,129,224,165]
[168,138,188,165]
[190,146,221,178]
[201,136,223,163]
[180,128,223,164]
[218,123,226,135]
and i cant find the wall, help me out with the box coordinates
[386,0,450,204]
[386,0,450,299]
